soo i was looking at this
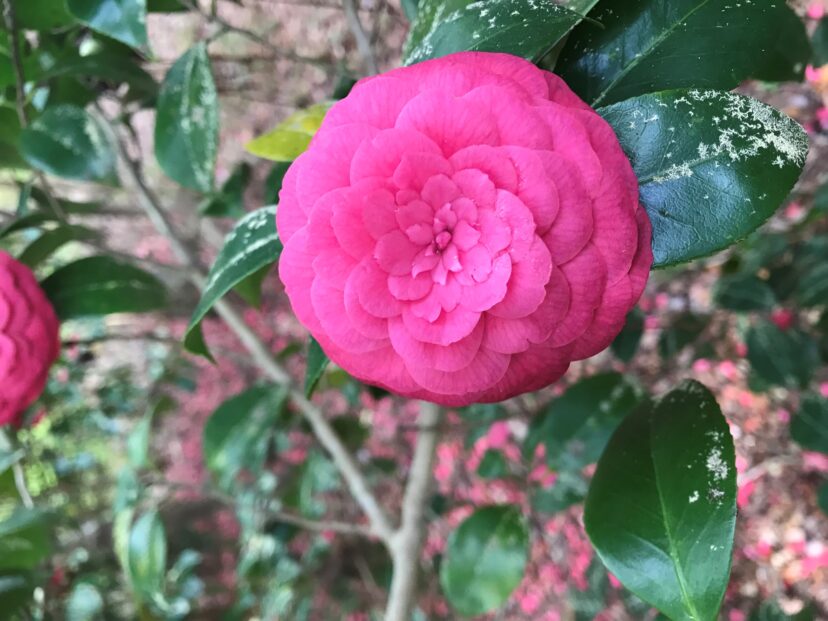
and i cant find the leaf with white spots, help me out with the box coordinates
[557,0,811,107]
[185,206,281,359]
[585,380,736,621]
[403,0,586,65]
[600,89,808,268]
[19,105,116,183]
[154,43,218,192]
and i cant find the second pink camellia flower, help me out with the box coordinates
[277,52,653,406]
[0,251,60,426]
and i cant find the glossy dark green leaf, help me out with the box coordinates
[599,90,808,267]
[0,508,51,571]
[41,256,166,320]
[65,583,104,621]
[531,471,588,515]
[524,373,641,472]
[796,262,828,308]
[19,106,116,183]
[147,0,187,11]
[813,17,828,66]
[790,394,828,455]
[264,161,290,204]
[66,0,148,48]
[17,225,99,268]
[203,385,288,488]
[713,274,777,312]
[401,0,418,21]
[184,206,280,358]
[155,43,218,192]
[558,0,810,107]
[304,337,330,398]
[746,321,819,389]
[440,505,529,617]
[403,0,584,65]
[585,381,736,621]
[611,307,645,362]
[200,162,252,218]
[127,510,166,597]
[330,416,369,452]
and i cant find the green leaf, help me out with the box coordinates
[600,90,808,267]
[524,372,641,472]
[746,321,819,389]
[200,162,252,218]
[611,307,645,362]
[245,103,330,162]
[203,385,288,489]
[0,508,51,571]
[304,337,330,398]
[126,398,169,470]
[0,571,35,617]
[750,601,816,621]
[17,225,99,268]
[155,43,218,192]
[796,262,828,308]
[40,53,158,102]
[264,161,291,204]
[531,471,588,516]
[65,583,104,621]
[558,0,810,107]
[813,17,828,66]
[19,106,116,183]
[40,255,166,320]
[184,206,280,358]
[658,313,708,358]
[713,274,777,312]
[790,394,828,455]
[66,0,148,48]
[127,510,166,598]
[401,0,418,21]
[13,0,76,30]
[818,482,828,517]
[477,449,508,480]
[585,381,736,621]
[403,0,585,65]
[440,505,529,617]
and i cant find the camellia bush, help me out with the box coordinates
[0,0,827,620]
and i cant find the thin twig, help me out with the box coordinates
[12,461,34,508]
[64,333,182,347]
[385,401,442,621]
[342,0,379,75]
[98,113,396,546]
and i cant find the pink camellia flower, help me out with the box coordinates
[0,251,60,426]
[278,52,652,405]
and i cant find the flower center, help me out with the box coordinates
[433,230,452,254]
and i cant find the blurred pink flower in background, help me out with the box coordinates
[277,52,652,406]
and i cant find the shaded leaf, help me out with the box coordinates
[585,381,736,621]
[67,0,148,48]
[203,385,288,489]
[746,321,819,389]
[17,225,99,269]
[713,274,777,312]
[525,373,642,472]
[304,337,330,398]
[611,307,645,362]
[531,471,588,516]
[200,162,252,218]
[477,449,508,480]
[440,505,529,617]
[790,394,828,455]
[0,508,51,571]
[41,256,166,320]
[127,510,166,598]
